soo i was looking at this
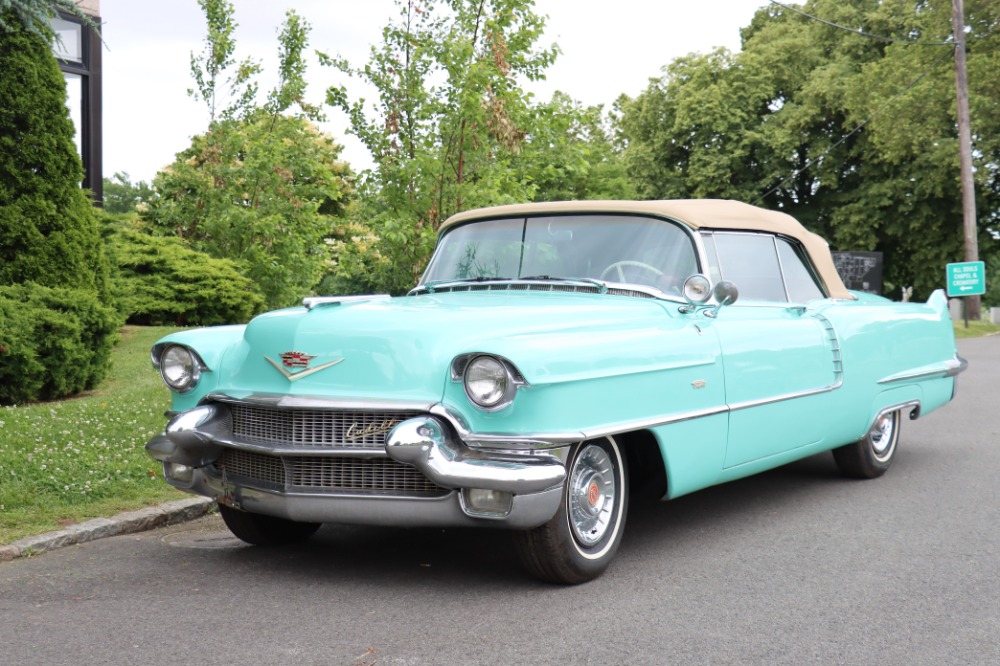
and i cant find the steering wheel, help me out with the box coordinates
[599,261,664,283]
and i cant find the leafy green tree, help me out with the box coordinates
[103,172,156,214]
[147,3,353,309]
[617,0,998,301]
[323,0,558,293]
[187,0,260,124]
[519,92,635,202]
[149,114,352,309]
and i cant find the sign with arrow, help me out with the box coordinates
[946,261,986,297]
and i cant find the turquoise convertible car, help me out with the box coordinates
[146,200,965,584]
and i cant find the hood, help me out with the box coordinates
[213,291,683,402]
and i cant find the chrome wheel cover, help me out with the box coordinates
[869,413,896,462]
[568,444,617,546]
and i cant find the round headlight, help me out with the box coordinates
[160,345,200,392]
[464,356,511,409]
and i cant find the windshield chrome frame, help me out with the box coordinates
[414,212,707,302]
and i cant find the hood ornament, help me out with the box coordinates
[264,351,343,382]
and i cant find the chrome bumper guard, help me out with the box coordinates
[145,405,567,529]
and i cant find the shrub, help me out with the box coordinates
[0,9,111,299]
[0,283,120,405]
[109,227,263,326]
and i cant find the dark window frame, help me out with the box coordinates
[55,9,102,203]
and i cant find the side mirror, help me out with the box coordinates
[713,280,739,307]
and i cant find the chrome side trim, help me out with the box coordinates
[205,392,436,412]
[727,384,839,413]
[877,355,968,385]
[429,402,731,449]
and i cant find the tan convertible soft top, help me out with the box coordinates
[441,199,852,300]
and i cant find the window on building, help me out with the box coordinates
[53,10,102,202]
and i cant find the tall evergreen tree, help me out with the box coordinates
[0,8,109,294]
[0,9,119,404]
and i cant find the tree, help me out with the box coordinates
[147,3,353,309]
[103,172,155,214]
[323,0,559,293]
[617,0,999,301]
[518,92,635,202]
[0,7,110,293]
[0,8,119,404]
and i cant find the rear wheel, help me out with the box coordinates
[833,410,900,479]
[218,504,321,546]
[513,436,628,584]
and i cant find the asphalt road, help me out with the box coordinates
[2,337,998,666]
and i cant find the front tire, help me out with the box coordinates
[513,436,628,584]
[833,410,900,479]
[218,504,321,546]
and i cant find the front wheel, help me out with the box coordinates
[833,410,900,479]
[513,436,628,584]
[218,504,321,546]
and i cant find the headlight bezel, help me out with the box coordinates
[153,343,206,393]
[456,353,524,412]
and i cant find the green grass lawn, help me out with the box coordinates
[0,326,186,544]
[953,319,1000,338]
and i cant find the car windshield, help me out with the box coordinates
[421,214,699,293]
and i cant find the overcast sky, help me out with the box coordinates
[99,0,767,183]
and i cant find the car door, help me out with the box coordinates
[702,232,842,469]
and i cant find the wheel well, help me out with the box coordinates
[619,430,667,499]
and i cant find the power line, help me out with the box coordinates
[767,0,953,46]
[753,45,956,206]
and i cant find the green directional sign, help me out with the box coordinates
[946,261,986,297]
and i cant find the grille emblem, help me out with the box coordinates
[264,352,343,382]
[281,351,315,368]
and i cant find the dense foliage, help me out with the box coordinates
[148,113,352,309]
[0,11,119,405]
[617,0,998,300]
[108,224,262,326]
[102,172,155,214]
[146,3,353,310]
[0,283,119,405]
[323,0,631,294]
[0,10,110,295]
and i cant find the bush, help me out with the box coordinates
[109,227,263,326]
[147,113,353,310]
[0,283,120,405]
[0,9,111,298]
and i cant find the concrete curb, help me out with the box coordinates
[0,497,215,562]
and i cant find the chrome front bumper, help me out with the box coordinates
[146,406,568,529]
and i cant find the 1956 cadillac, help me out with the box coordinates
[146,200,965,584]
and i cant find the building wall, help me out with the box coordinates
[78,1,100,16]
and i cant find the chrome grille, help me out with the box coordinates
[228,404,420,450]
[214,448,449,498]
